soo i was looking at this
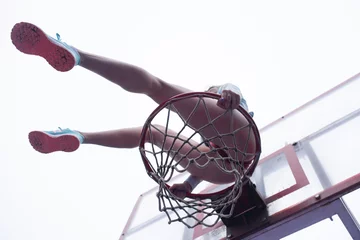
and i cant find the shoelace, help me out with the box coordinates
[55,33,70,47]
[53,127,64,133]
[54,33,79,59]
[56,33,62,41]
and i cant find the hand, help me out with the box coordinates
[217,89,241,110]
[169,182,192,200]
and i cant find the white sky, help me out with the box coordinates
[2,0,360,240]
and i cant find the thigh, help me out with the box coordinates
[148,79,192,105]
[150,125,236,184]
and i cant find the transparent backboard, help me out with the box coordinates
[120,73,360,240]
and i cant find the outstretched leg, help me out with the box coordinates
[11,22,190,105]
[29,127,234,184]
[28,127,144,153]
[78,51,191,104]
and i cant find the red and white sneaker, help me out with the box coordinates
[11,22,81,72]
[28,128,84,154]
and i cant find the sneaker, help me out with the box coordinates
[28,128,84,154]
[11,22,81,72]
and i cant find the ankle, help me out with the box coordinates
[75,131,85,144]
[76,49,86,66]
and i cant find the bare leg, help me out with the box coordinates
[80,127,143,148]
[79,125,234,184]
[78,51,191,104]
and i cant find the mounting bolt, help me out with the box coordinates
[315,194,321,200]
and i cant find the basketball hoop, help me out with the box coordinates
[139,92,261,228]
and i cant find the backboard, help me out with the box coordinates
[120,73,360,240]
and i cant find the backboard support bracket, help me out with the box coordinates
[216,181,269,239]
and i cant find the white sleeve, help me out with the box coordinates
[185,175,202,191]
[217,83,243,98]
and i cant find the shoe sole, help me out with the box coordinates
[28,131,80,154]
[11,22,76,72]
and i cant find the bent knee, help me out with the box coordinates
[147,79,190,104]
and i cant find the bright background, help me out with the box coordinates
[1,0,360,239]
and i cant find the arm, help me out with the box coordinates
[207,83,242,110]
[206,83,254,117]
[169,175,202,199]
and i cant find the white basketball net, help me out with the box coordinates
[139,93,261,228]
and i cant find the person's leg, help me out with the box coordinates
[81,125,236,184]
[77,51,191,104]
[28,126,234,184]
[28,127,144,153]
[80,127,143,148]
[11,22,190,104]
